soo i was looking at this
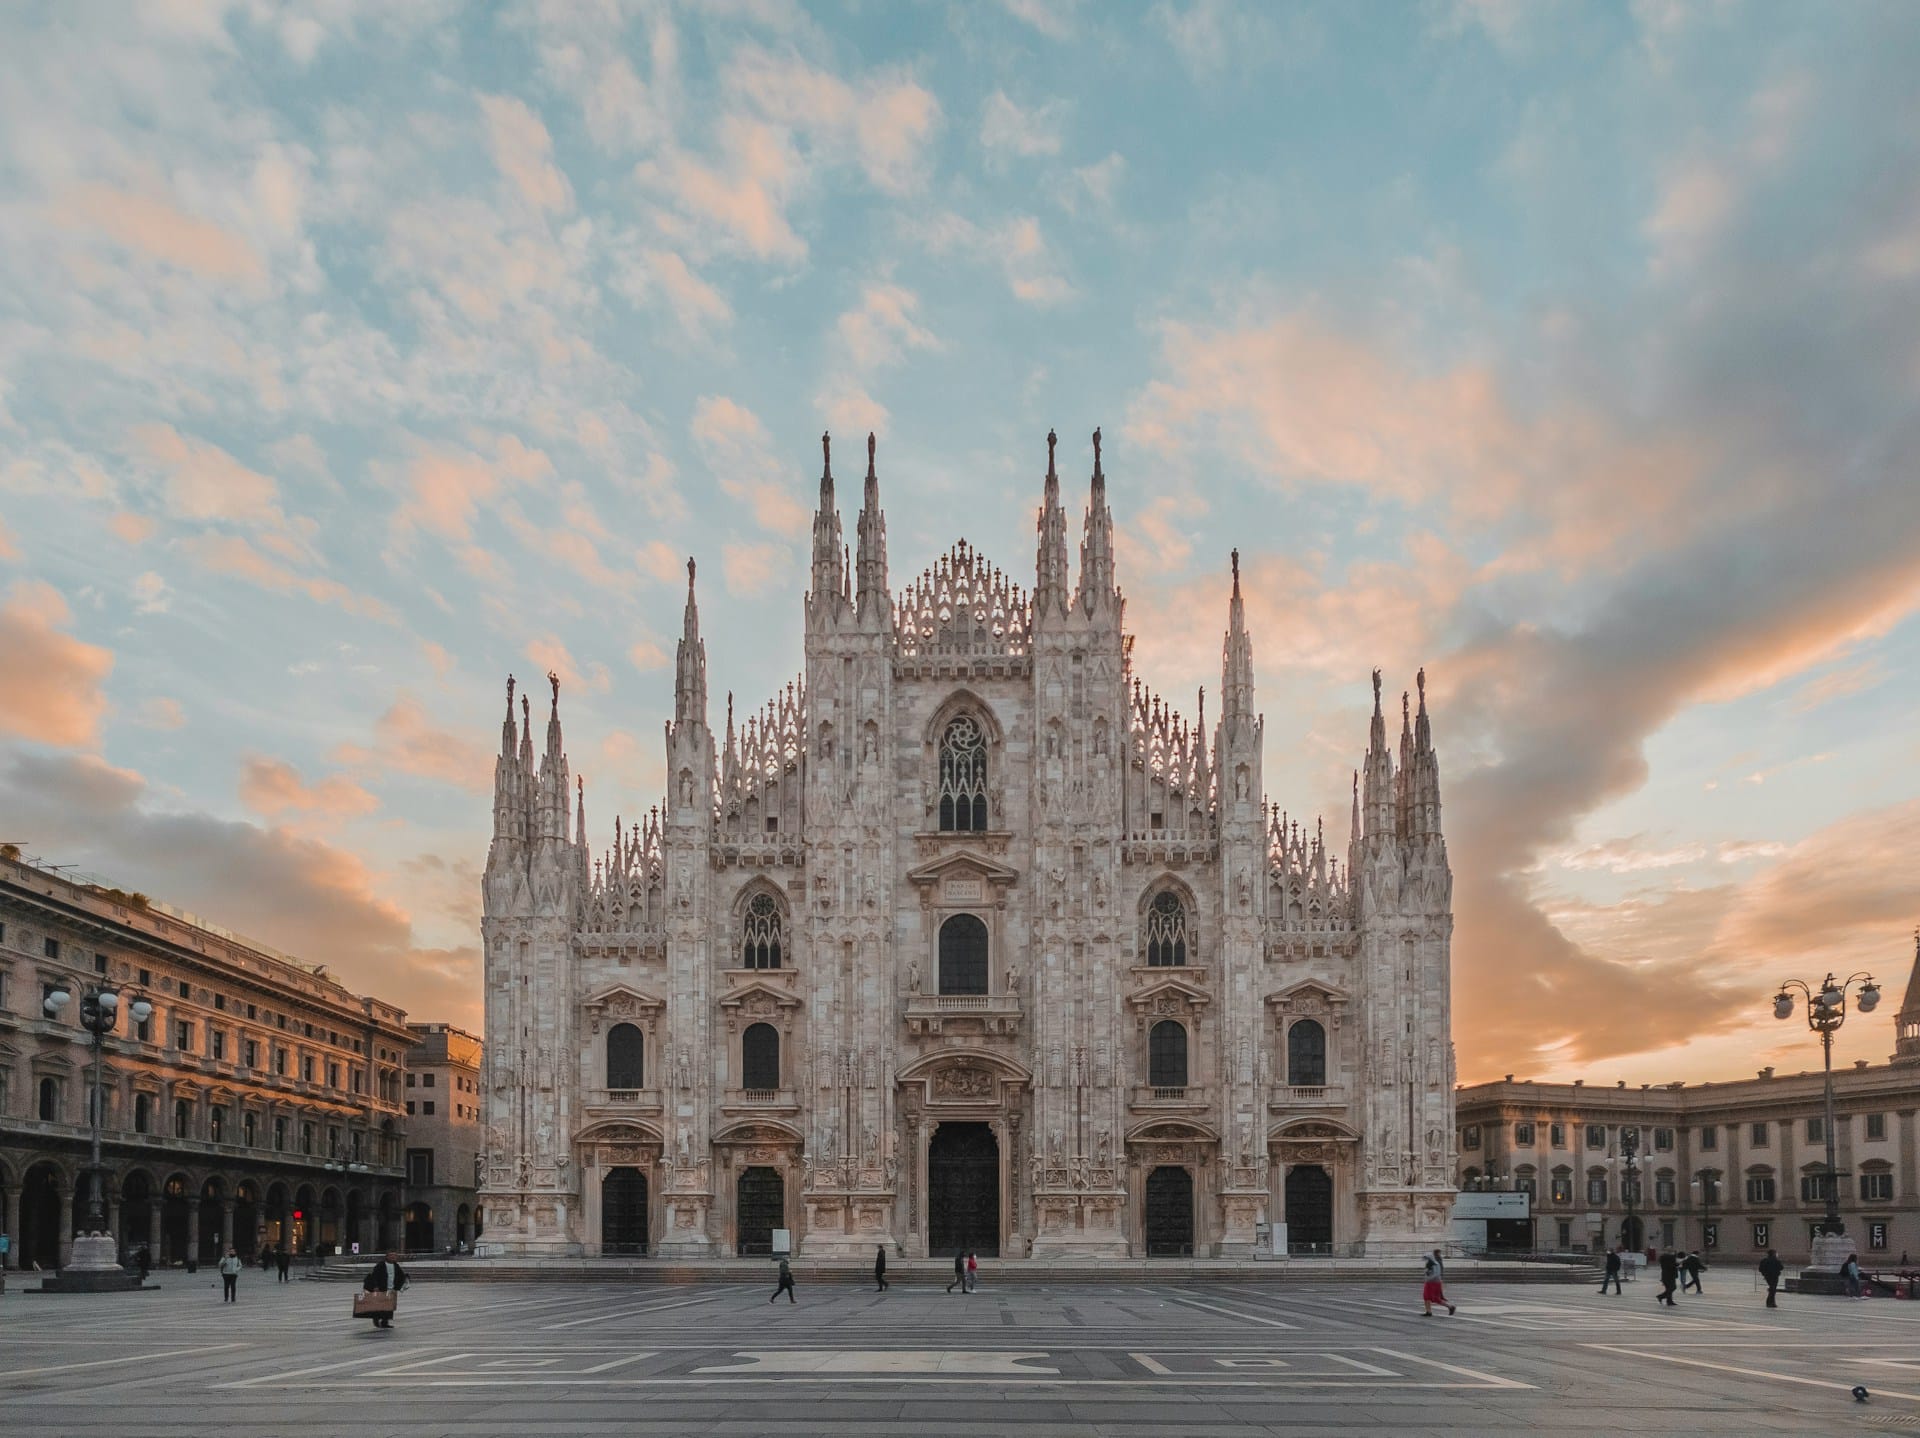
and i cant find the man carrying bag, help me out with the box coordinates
[356,1250,409,1329]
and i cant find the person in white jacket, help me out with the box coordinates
[218,1246,243,1303]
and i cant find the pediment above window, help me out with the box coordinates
[1264,980,1351,1018]
[904,850,1020,897]
[1126,974,1212,1015]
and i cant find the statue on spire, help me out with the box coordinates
[1091,426,1102,476]
[549,670,560,709]
[1372,668,1383,709]
[867,431,876,477]
[821,431,831,477]
[1047,428,1057,474]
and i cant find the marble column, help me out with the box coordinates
[57,1186,74,1267]
[184,1196,201,1265]
[2,1185,20,1269]
[221,1199,236,1252]
[146,1199,162,1257]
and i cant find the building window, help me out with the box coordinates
[1806,1117,1824,1143]
[1144,892,1189,966]
[607,1023,645,1089]
[1557,1220,1571,1249]
[174,1098,191,1138]
[274,1049,287,1076]
[212,1031,226,1062]
[1586,1125,1608,1151]
[1461,1124,1481,1151]
[741,1023,780,1091]
[134,1092,152,1133]
[243,1111,256,1146]
[422,1072,434,1088]
[1287,1019,1327,1086]
[421,1101,435,1116]
[94,952,107,974]
[1750,1122,1768,1147]
[1746,1175,1776,1204]
[327,1126,340,1156]
[301,1122,314,1154]
[136,1012,151,1043]
[1862,1172,1894,1202]
[1515,1172,1537,1198]
[1148,1020,1189,1089]
[1652,1127,1674,1152]
[43,936,59,959]
[1867,1113,1888,1141]
[408,1149,434,1186]
[244,1039,258,1068]
[1700,1126,1718,1151]
[274,1117,286,1151]
[1549,1122,1565,1148]
[38,1076,61,1121]
[210,1106,226,1143]
[213,993,226,1010]
[741,892,784,970]
[1655,1176,1676,1206]
[406,1073,415,1087]
[1587,1176,1608,1205]
[175,1021,193,1051]
[1550,1175,1573,1205]
[1513,1122,1535,1147]
[937,715,989,832]
[937,913,989,996]
[405,1101,414,1115]
[302,1056,315,1083]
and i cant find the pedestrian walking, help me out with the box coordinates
[218,1246,242,1303]
[360,1251,409,1329]
[966,1252,979,1293]
[258,1246,272,1273]
[946,1252,966,1294]
[1656,1249,1679,1306]
[1844,1252,1864,1299]
[1758,1249,1784,1307]
[1681,1250,1705,1294]
[874,1245,888,1292]
[135,1245,151,1283]
[275,1245,291,1282]
[1421,1249,1456,1316]
[770,1255,796,1304]
[1599,1246,1624,1295]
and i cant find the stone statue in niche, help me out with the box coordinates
[907,962,920,993]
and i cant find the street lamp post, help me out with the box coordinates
[1691,1173,1716,1254]
[1773,970,1880,1283]
[41,981,153,1290]
[1617,1128,1641,1250]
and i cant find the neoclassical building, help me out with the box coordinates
[0,852,412,1270]
[480,431,1456,1260]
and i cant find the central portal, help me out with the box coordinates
[928,1121,1000,1257]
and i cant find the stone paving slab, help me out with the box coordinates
[0,1275,1906,1434]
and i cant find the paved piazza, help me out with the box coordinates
[1,1274,1912,1434]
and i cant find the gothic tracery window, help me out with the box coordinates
[1145,891,1189,966]
[741,892,783,969]
[938,716,989,832]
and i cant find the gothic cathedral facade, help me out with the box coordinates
[480,431,1456,1260]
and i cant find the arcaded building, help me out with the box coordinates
[0,852,412,1269]
[480,433,1457,1260]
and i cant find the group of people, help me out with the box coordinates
[768,1247,983,1303]
[1598,1245,1707,1304]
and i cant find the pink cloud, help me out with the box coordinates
[722,539,788,597]
[56,183,264,284]
[651,118,807,263]
[133,697,187,731]
[333,695,492,794]
[526,635,611,694]
[179,533,393,621]
[132,423,286,529]
[479,93,574,212]
[0,580,114,747]
[239,755,380,820]
[690,395,811,536]
[109,512,156,546]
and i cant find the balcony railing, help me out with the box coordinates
[1131,1084,1209,1108]
[1269,1084,1345,1108]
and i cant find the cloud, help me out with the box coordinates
[816,378,888,437]
[1067,152,1125,211]
[721,48,940,196]
[614,245,732,336]
[1644,158,1736,273]
[179,533,393,621]
[634,540,686,586]
[239,755,380,819]
[109,513,156,546]
[980,91,1065,160]
[131,423,288,530]
[55,183,265,285]
[835,283,937,371]
[526,634,611,695]
[332,695,492,793]
[0,580,114,747]
[388,434,554,546]
[722,539,788,597]
[627,636,668,670]
[648,117,808,263]
[999,0,1080,37]
[914,211,1074,306]
[1553,835,1707,873]
[479,93,574,212]
[130,571,170,614]
[0,519,16,561]
[133,696,187,731]
[690,395,811,536]
[1786,657,1886,714]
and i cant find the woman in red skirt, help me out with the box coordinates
[1422,1249,1456,1316]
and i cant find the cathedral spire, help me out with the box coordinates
[1035,428,1070,619]
[1076,426,1118,615]
[811,431,846,607]
[856,431,889,621]
[1362,669,1395,841]
[674,557,708,730]
[1897,928,1920,1063]
[1222,549,1255,722]
[490,674,521,847]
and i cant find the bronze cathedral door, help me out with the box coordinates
[928,1122,1000,1257]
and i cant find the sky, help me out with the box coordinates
[1,0,1918,1088]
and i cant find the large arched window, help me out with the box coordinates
[1287,1019,1327,1086]
[607,1022,645,1089]
[741,1023,780,1091]
[38,1076,60,1122]
[1145,891,1189,966]
[1149,1020,1189,1088]
[938,716,989,832]
[741,892,784,969]
[938,913,989,995]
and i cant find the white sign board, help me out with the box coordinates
[1451,1191,1531,1220]
[771,1229,792,1255]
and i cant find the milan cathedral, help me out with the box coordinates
[479,430,1456,1259]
